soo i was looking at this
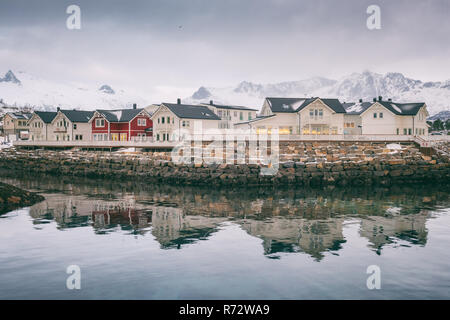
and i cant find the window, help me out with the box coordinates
[158,118,160,124]
[156,134,160,141]
[138,118,147,126]
[240,112,243,120]
[373,113,377,118]
[167,117,170,123]
[218,110,222,117]
[95,119,105,127]
[379,113,383,118]
[408,128,412,135]
[310,110,314,117]
[162,117,165,124]
[73,123,77,130]
[396,128,399,135]
[318,109,323,118]
[234,111,237,117]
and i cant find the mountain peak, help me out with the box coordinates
[192,86,211,100]
[98,84,115,94]
[0,70,21,85]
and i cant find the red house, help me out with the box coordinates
[90,106,152,141]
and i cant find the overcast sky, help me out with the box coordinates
[0,0,449,100]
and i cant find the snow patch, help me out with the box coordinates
[386,143,402,150]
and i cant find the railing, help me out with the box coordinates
[14,139,176,148]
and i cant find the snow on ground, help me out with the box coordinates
[386,143,403,150]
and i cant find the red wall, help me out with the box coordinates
[91,114,153,140]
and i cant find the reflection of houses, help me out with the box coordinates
[239,218,346,261]
[359,213,428,254]
[151,206,226,248]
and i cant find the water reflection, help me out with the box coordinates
[0,172,448,260]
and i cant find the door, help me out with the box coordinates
[112,133,119,141]
[120,133,127,141]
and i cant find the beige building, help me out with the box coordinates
[200,100,258,129]
[151,100,221,142]
[28,111,57,141]
[48,109,94,141]
[2,112,32,140]
[235,97,347,135]
[359,98,429,135]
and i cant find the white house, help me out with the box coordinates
[151,100,221,142]
[28,111,58,141]
[49,109,94,141]
[344,97,429,135]
[200,100,258,129]
[235,97,347,135]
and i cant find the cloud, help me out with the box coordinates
[0,0,449,97]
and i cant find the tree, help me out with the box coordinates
[445,119,450,131]
[432,119,444,131]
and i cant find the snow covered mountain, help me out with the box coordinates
[186,71,450,115]
[0,70,148,111]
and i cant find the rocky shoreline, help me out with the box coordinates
[0,182,45,214]
[1,141,449,187]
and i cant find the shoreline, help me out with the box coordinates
[1,141,449,187]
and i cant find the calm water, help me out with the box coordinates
[0,173,449,299]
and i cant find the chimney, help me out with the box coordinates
[378,96,382,101]
[209,100,213,105]
[388,98,392,102]
[359,98,363,103]
[373,98,376,102]
[57,107,60,111]
[133,103,137,109]
[177,98,181,104]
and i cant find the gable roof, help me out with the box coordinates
[96,108,147,122]
[6,112,32,120]
[161,103,221,120]
[297,98,347,113]
[34,111,58,123]
[377,101,426,116]
[265,97,346,114]
[60,110,94,123]
[265,97,308,113]
[204,103,258,111]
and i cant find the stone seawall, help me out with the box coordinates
[1,141,449,187]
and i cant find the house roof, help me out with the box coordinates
[6,112,32,120]
[297,98,347,113]
[265,97,346,114]
[60,110,95,123]
[204,103,258,111]
[161,103,221,120]
[34,111,57,123]
[342,102,373,115]
[96,108,147,122]
[377,101,425,116]
[265,97,308,113]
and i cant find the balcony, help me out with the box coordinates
[54,127,67,133]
